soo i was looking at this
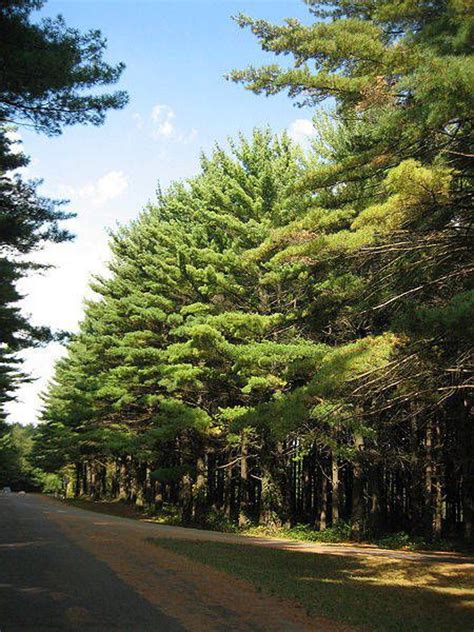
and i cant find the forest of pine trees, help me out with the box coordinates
[33,1,473,542]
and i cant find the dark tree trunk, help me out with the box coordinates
[319,469,328,531]
[238,432,250,526]
[461,396,474,542]
[351,434,365,540]
[331,454,340,525]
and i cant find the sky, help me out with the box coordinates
[6,0,318,425]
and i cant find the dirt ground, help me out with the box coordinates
[40,495,473,631]
[44,497,354,631]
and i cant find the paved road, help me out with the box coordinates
[1,494,470,631]
[0,495,322,632]
[0,494,182,631]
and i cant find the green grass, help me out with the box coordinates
[153,539,474,631]
[244,523,463,552]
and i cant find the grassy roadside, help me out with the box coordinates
[152,538,474,632]
[63,497,468,553]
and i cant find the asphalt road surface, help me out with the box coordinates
[2,494,468,632]
[0,494,182,631]
[0,494,318,632]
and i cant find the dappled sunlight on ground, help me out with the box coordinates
[154,539,474,631]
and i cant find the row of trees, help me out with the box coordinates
[36,0,473,541]
[0,1,126,457]
[0,422,62,492]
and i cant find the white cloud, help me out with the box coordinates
[4,343,66,425]
[5,129,23,155]
[55,170,128,208]
[4,229,112,425]
[151,104,176,139]
[95,170,128,205]
[288,118,316,145]
[149,104,197,144]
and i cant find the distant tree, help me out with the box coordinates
[0,422,40,489]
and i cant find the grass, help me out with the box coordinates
[153,538,474,632]
[245,522,465,552]
[64,496,467,552]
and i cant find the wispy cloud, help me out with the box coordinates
[55,170,128,207]
[149,104,197,144]
[151,104,175,139]
[132,112,144,130]
[287,118,316,147]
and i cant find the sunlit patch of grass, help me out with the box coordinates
[152,539,474,631]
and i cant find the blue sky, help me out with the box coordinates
[7,0,318,425]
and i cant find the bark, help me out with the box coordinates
[74,462,82,497]
[368,464,382,534]
[331,455,340,525]
[154,482,163,511]
[351,434,365,540]
[238,432,250,526]
[181,472,193,524]
[409,416,423,534]
[433,419,444,537]
[461,397,474,542]
[193,453,207,523]
[424,421,434,536]
[319,470,328,531]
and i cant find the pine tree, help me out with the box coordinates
[0,0,128,420]
[37,1,473,542]
[230,0,473,538]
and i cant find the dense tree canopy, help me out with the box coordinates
[37,0,473,542]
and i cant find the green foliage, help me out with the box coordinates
[37,1,473,543]
[151,466,192,484]
[0,1,128,135]
[247,521,352,543]
[0,422,47,490]
[198,508,239,533]
[34,471,62,494]
[375,532,457,553]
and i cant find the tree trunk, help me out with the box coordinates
[409,416,423,534]
[351,434,365,540]
[239,432,250,526]
[74,462,82,497]
[193,453,207,523]
[461,397,473,542]
[319,470,328,531]
[331,454,340,525]
[424,422,434,536]
[181,472,193,524]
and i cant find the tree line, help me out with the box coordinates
[36,1,473,542]
[3,1,473,543]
